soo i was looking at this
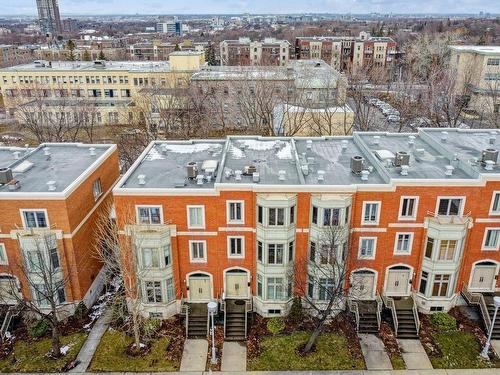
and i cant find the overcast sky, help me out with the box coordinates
[3,0,498,16]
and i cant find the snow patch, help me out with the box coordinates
[60,344,73,356]
[229,145,245,159]
[276,142,293,159]
[240,139,277,151]
[145,148,165,161]
[160,143,220,154]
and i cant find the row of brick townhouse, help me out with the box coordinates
[0,142,119,317]
[112,128,500,338]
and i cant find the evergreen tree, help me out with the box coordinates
[205,44,217,66]
[82,49,91,61]
[66,39,76,61]
[478,34,486,45]
[174,43,181,52]
[98,49,106,60]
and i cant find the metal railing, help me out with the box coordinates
[0,305,21,341]
[462,283,491,331]
[180,294,189,337]
[411,292,421,334]
[245,297,253,339]
[382,292,398,336]
[347,298,360,332]
[375,293,383,330]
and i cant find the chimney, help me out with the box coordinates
[138,174,146,185]
[47,180,56,191]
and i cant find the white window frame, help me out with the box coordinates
[226,200,244,224]
[189,240,207,263]
[482,228,500,251]
[489,191,500,215]
[227,236,245,258]
[398,196,419,221]
[187,205,205,229]
[143,280,163,304]
[361,201,381,225]
[358,237,377,260]
[20,209,49,229]
[435,196,465,216]
[394,232,414,255]
[0,243,8,265]
[92,178,103,201]
[135,205,163,225]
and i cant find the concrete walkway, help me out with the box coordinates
[491,340,500,357]
[221,341,247,372]
[179,339,208,372]
[359,333,392,370]
[398,339,433,370]
[70,308,112,373]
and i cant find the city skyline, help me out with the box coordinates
[2,0,498,16]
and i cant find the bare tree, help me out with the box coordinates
[1,231,74,357]
[289,223,350,353]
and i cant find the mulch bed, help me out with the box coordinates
[161,316,186,363]
[379,321,403,358]
[206,325,224,371]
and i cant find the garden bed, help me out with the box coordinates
[379,321,405,370]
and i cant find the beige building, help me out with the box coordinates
[0,52,205,125]
[220,37,290,66]
[0,45,35,68]
[449,45,500,117]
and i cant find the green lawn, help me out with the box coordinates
[390,355,406,370]
[0,332,86,372]
[431,331,493,369]
[247,332,365,371]
[89,329,180,372]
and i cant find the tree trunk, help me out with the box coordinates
[51,321,62,357]
[304,316,327,353]
[132,311,141,348]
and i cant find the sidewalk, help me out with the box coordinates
[221,341,247,372]
[70,308,112,373]
[359,333,392,370]
[179,339,208,372]
[397,339,433,370]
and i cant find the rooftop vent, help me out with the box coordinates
[482,149,498,165]
[224,169,232,179]
[373,135,380,145]
[244,165,257,175]
[306,139,313,149]
[8,180,21,191]
[47,180,56,191]
[400,165,409,176]
[94,60,106,68]
[278,170,286,181]
[416,148,425,156]
[408,135,415,146]
[13,151,20,160]
[301,164,309,176]
[351,156,364,174]
[89,147,96,156]
[395,151,410,167]
[252,172,260,183]
[307,157,315,165]
[490,131,497,145]
[137,174,146,185]
[317,170,325,182]
[43,147,51,156]
[196,174,204,185]
[445,165,454,176]
[0,168,13,185]
[361,170,370,181]
[234,170,242,181]
[186,162,198,179]
[441,131,448,143]
[485,160,495,171]
[341,140,348,151]
[161,144,168,154]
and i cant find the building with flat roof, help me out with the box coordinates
[0,142,119,317]
[220,37,291,66]
[112,128,500,340]
[449,45,500,120]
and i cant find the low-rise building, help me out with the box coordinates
[0,142,119,316]
[220,37,290,66]
[112,128,500,340]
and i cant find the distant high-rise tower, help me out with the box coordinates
[36,0,62,36]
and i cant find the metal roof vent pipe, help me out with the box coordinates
[306,139,313,149]
[234,170,242,181]
[341,140,348,152]
[278,170,286,181]
[161,144,169,154]
[253,172,260,183]
[408,135,415,147]
[373,135,380,145]
[361,170,370,181]
[43,147,51,156]
[401,165,409,176]
[89,147,96,156]
[13,151,20,160]
[196,174,205,185]
[137,174,146,185]
[445,165,454,176]
[317,170,325,182]
[441,131,448,143]
[485,160,495,171]
[47,180,56,191]
[490,132,497,145]
[307,157,315,165]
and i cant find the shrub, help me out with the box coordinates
[287,297,304,325]
[28,319,51,338]
[267,317,285,335]
[431,312,457,332]
[74,301,88,321]
[143,318,162,339]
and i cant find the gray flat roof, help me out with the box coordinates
[0,60,172,73]
[0,147,31,168]
[0,143,114,194]
[117,129,500,191]
[449,45,500,55]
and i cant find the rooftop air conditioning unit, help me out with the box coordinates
[395,151,410,167]
[350,156,364,174]
[186,162,198,179]
[0,168,13,185]
[482,149,499,165]
[244,165,257,175]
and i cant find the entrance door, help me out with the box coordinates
[226,270,248,298]
[189,275,211,301]
[351,271,375,300]
[470,264,497,290]
[386,268,411,296]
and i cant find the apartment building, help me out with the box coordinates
[36,0,63,36]
[0,142,119,316]
[0,52,205,125]
[129,41,207,61]
[0,45,35,68]
[449,45,500,116]
[295,32,397,72]
[156,20,183,36]
[112,128,500,339]
[220,37,291,66]
[190,60,348,132]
